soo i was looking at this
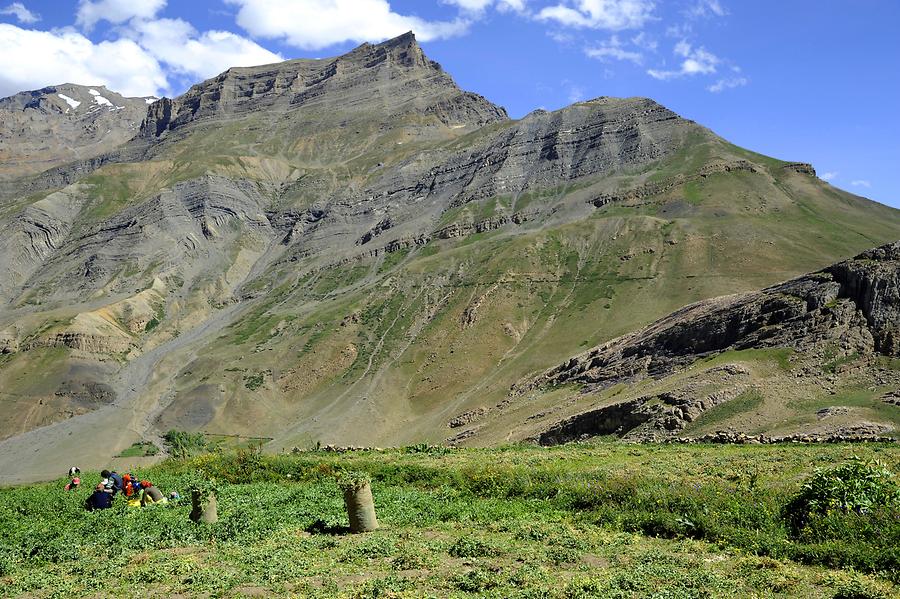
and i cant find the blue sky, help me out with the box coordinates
[1,1,898,208]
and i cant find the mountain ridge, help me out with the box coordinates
[0,83,154,180]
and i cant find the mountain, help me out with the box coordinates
[0,32,898,482]
[0,84,154,179]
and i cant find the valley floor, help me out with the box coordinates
[1,443,897,598]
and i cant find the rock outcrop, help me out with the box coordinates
[524,241,900,395]
[139,32,506,140]
[826,242,900,355]
[526,241,900,443]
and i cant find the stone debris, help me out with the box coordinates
[448,407,488,428]
[670,428,894,445]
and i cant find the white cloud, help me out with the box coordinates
[630,31,657,51]
[0,1,282,98]
[76,0,167,30]
[687,0,726,18]
[585,35,642,63]
[648,40,719,79]
[131,18,282,80]
[443,0,527,13]
[707,75,746,92]
[0,2,39,23]
[820,171,837,181]
[0,23,167,97]
[547,29,575,44]
[538,0,655,30]
[498,0,528,11]
[227,0,470,50]
[851,180,871,188]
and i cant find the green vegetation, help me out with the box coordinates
[377,247,411,274]
[244,371,266,391]
[683,180,702,205]
[702,347,795,371]
[80,172,135,223]
[0,443,897,597]
[335,470,372,493]
[310,263,371,297]
[226,305,282,347]
[783,457,899,533]
[116,441,160,458]
[646,132,712,183]
[144,303,166,334]
[162,430,209,459]
[824,352,861,374]
[685,389,765,431]
[144,317,160,332]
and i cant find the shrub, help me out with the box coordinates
[832,576,890,599]
[784,458,899,533]
[448,535,493,558]
[453,567,501,592]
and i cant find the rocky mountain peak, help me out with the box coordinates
[0,83,153,115]
[139,31,506,139]
[348,31,431,69]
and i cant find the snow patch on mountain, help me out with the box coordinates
[57,94,81,110]
[88,89,113,108]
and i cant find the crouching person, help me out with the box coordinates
[139,480,167,506]
[85,483,113,511]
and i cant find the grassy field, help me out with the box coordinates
[1,442,898,598]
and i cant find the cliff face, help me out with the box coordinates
[533,241,900,389]
[139,32,507,139]
[827,242,900,355]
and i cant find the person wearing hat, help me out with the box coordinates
[85,483,113,511]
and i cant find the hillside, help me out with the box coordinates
[500,242,900,445]
[0,32,899,482]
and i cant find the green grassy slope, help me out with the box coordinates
[1,444,897,598]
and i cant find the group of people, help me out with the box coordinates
[65,466,174,511]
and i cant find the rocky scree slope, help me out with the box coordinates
[0,33,899,481]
